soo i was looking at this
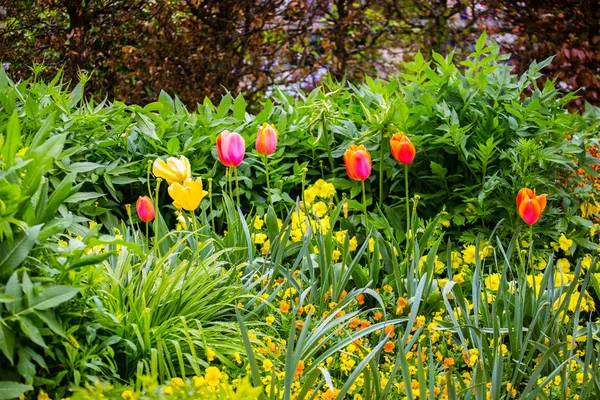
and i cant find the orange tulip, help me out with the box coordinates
[343,144,372,181]
[256,123,278,155]
[136,196,155,223]
[390,132,416,165]
[516,188,547,225]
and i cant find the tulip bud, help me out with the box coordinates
[256,123,278,155]
[217,130,245,167]
[516,188,547,225]
[390,132,416,165]
[136,196,155,222]
[343,144,372,181]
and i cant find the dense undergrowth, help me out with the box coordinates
[1,35,600,400]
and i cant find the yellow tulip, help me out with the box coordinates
[167,178,208,211]
[153,156,191,185]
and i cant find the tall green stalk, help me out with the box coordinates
[234,166,241,209]
[264,154,273,207]
[379,130,385,208]
[405,164,410,236]
[208,178,215,233]
[362,180,369,232]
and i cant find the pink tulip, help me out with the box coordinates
[217,130,245,167]
[136,196,155,222]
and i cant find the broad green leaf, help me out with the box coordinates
[30,286,80,310]
[0,319,15,363]
[0,224,42,275]
[233,94,246,120]
[64,192,103,203]
[17,316,46,348]
[0,381,33,400]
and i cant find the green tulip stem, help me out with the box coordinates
[405,164,410,237]
[208,178,215,233]
[379,130,385,208]
[153,178,162,253]
[234,166,241,209]
[264,154,273,207]
[362,180,369,232]
[226,167,233,205]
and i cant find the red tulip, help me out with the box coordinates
[344,144,372,181]
[390,132,416,165]
[256,123,278,155]
[217,130,245,167]
[136,196,155,223]
[516,188,547,225]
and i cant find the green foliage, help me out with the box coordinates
[0,34,599,400]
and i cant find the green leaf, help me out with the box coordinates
[30,286,81,310]
[0,224,42,276]
[0,381,33,400]
[0,319,15,363]
[475,31,487,53]
[17,316,46,349]
[64,192,103,203]
[167,137,180,154]
[1,111,21,168]
[216,93,233,119]
[40,174,75,223]
[70,251,115,269]
[68,162,104,173]
[233,94,246,120]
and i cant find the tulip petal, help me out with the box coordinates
[519,199,542,225]
[516,188,534,209]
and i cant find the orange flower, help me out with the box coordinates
[384,324,395,338]
[384,341,395,353]
[343,144,372,181]
[357,293,365,305]
[390,132,416,165]
[256,122,278,155]
[516,188,547,225]
[280,300,290,313]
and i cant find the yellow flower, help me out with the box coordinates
[171,377,184,387]
[252,233,267,245]
[582,254,593,269]
[313,179,336,198]
[121,390,135,399]
[484,273,501,291]
[37,392,50,400]
[206,347,216,361]
[348,236,358,252]
[558,234,573,254]
[153,156,191,185]
[462,245,476,264]
[312,201,329,218]
[263,359,274,372]
[451,252,462,270]
[205,366,222,386]
[163,386,173,395]
[369,238,376,252]
[193,376,206,387]
[557,258,571,273]
[167,177,208,211]
[234,352,242,364]
[304,187,317,204]
[332,249,341,262]
[253,216,264,230]
[266,315,275,324]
